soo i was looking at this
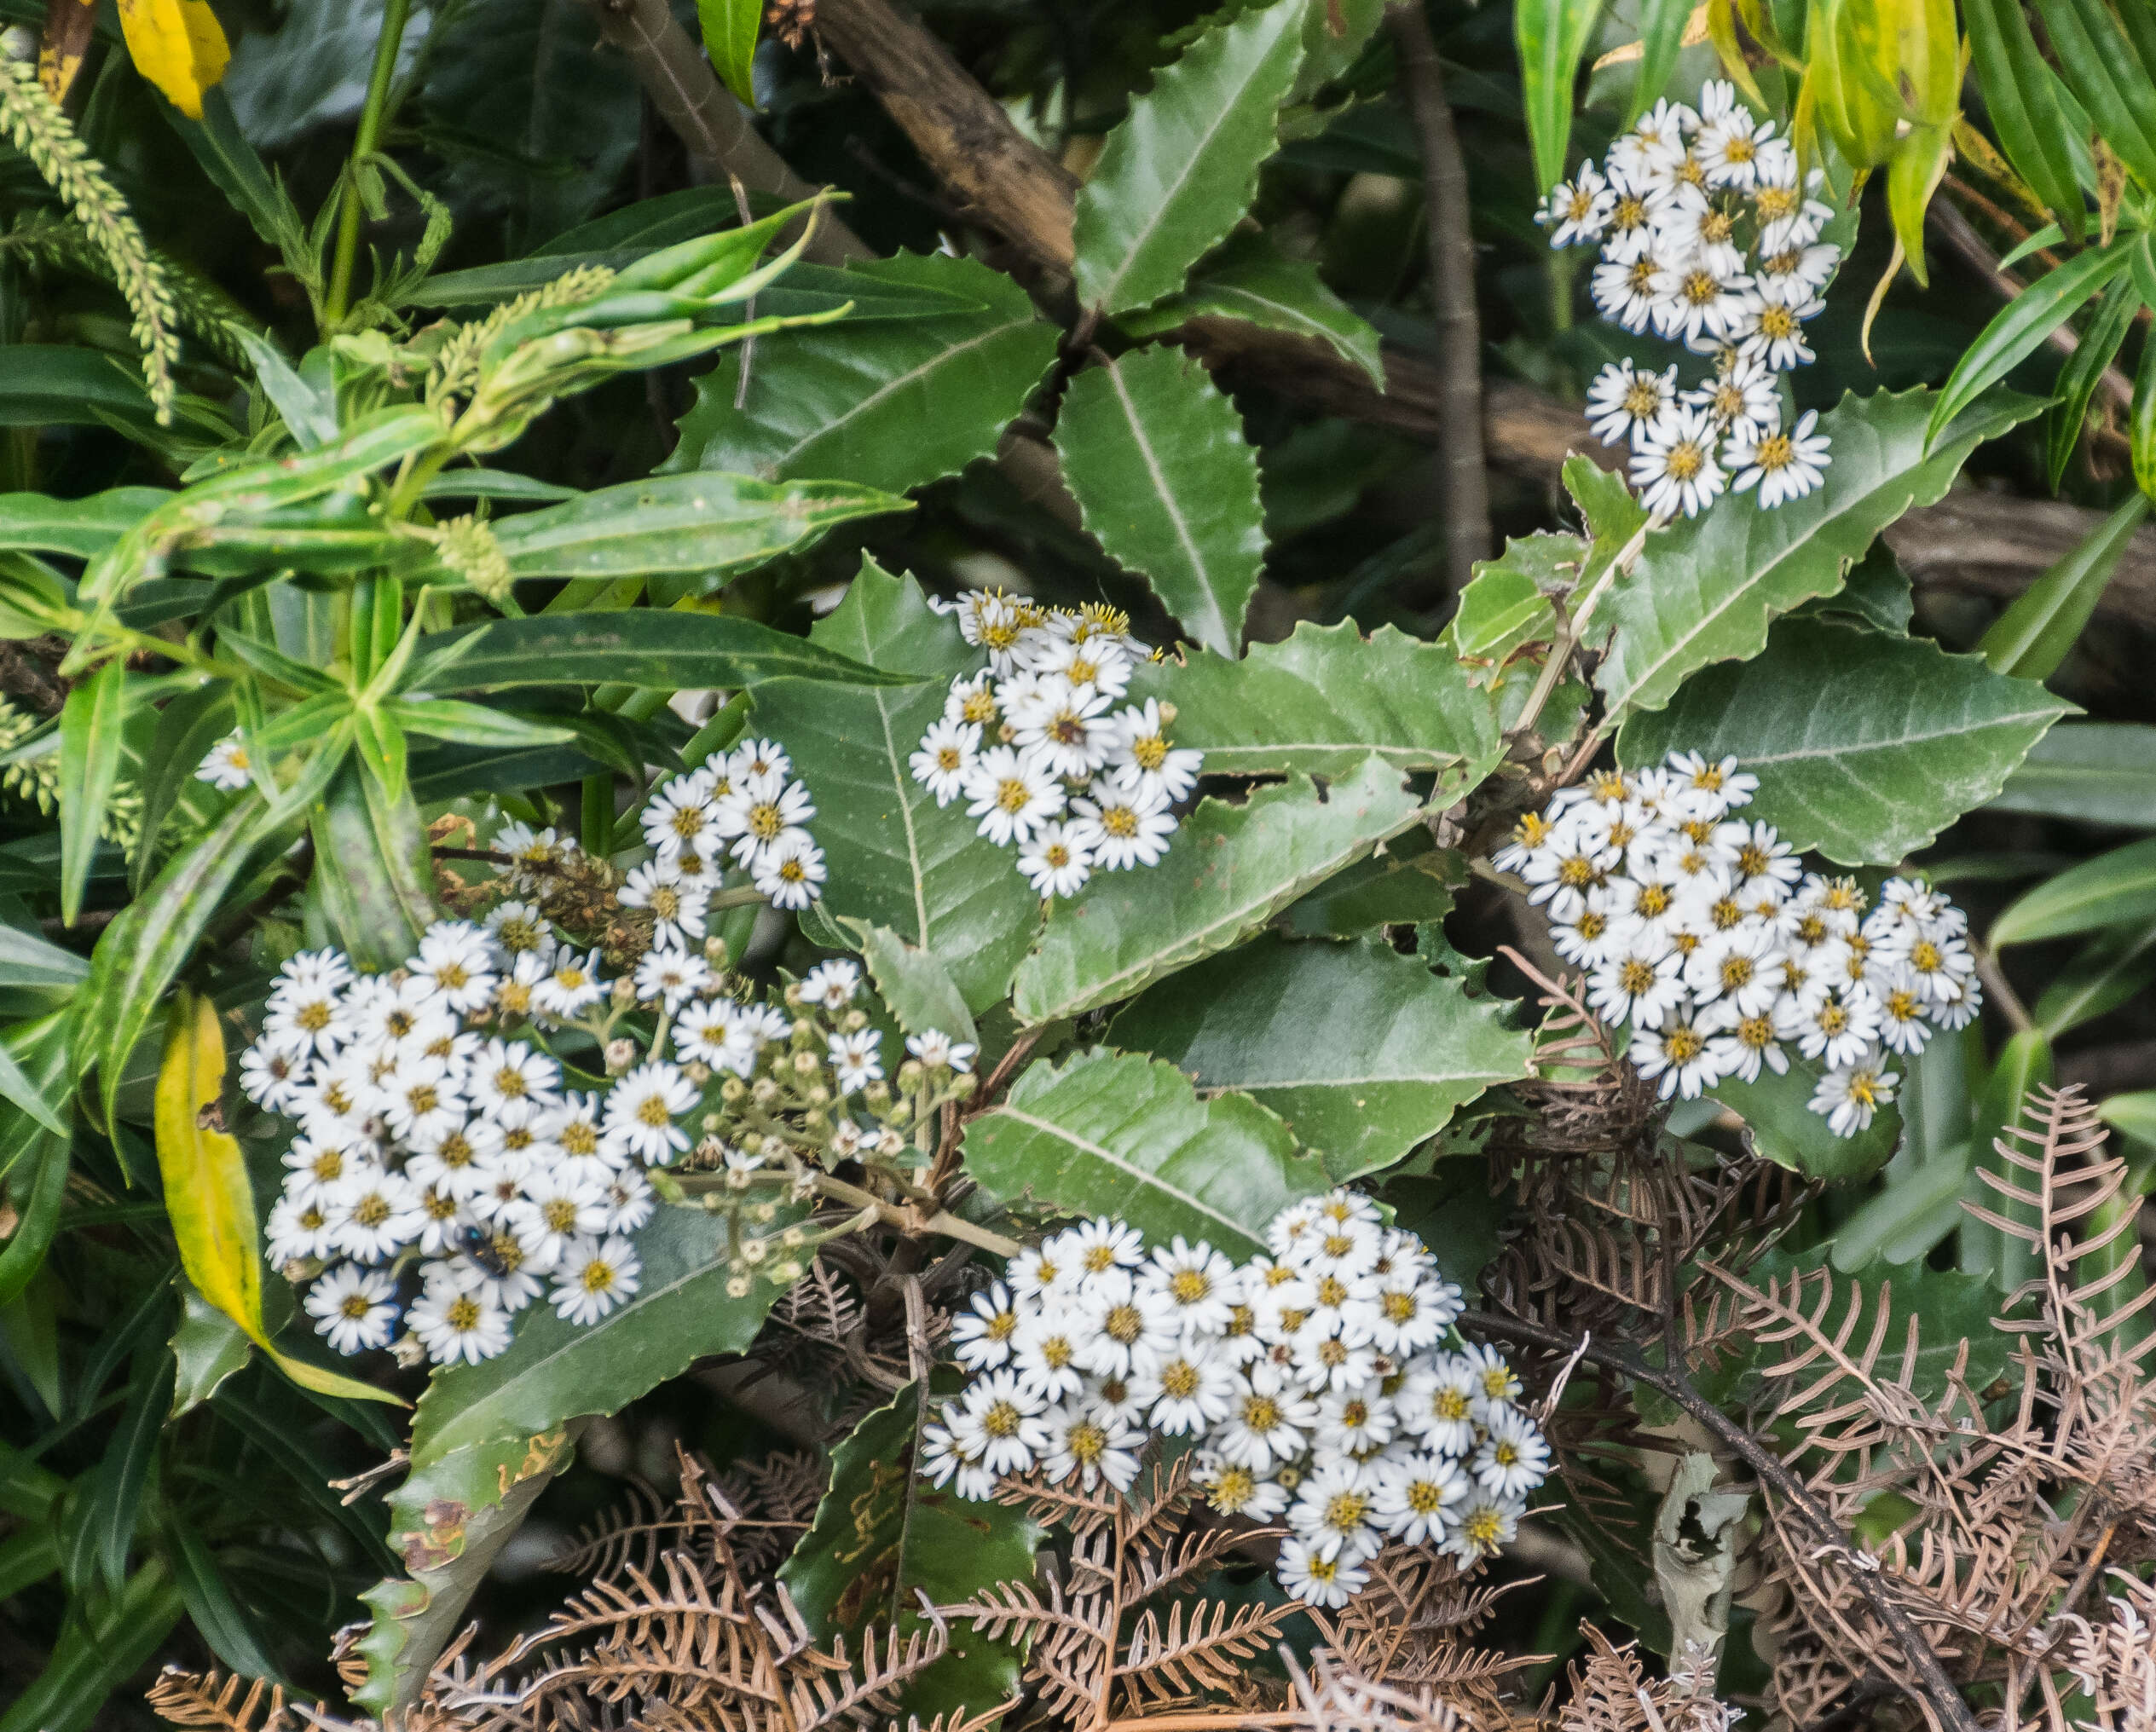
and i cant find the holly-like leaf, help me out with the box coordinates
[1593,389,2045,723]
[962,1048,1328,1255]
[844,919,979,1047]
[1011,756,1422,1024]
[358,1204,801,1712]
[1128,618,1502,789]
[781,1379,1038,1726]
[669,253,1059,499]
[1118,231,1384,386]
[753,560,1041,1013]
[1617,619,2073,865]
[1710,1059,1902,1183]
[1112,934,1535,1180]
[1072,0,1307,315]
[1056,347,1266,657]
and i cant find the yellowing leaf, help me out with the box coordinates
[116,0,229,120]
[155,990,403,1406]
[38,0,98,105]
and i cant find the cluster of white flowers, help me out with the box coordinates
[633,735,829,914]
[910,590,1199,901]
[1498,753,1981,1136]
[1537,81,1841,519]
[240,924,661,1368]
[919,1191,1546,1608]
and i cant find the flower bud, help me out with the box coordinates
[604,1037,637,1074]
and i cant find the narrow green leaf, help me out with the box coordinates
[1012,757,1423,1024]
[670,254,1060,498]
[2101,1091,2156,1147]
[1625,0,1698,125]
[380,699,575,749]
[781,1379,1038,1725]
[1111,934,1535,1181]
[2033,921,2156,1036]
[2135,324,2156,504]
[962,1048,1329,1256]
[165,88,303,256]
[843,921,979,1047]
[1927,248,2134,450]
[0,926,90,992]
[167,1511,291,1685]
[1990,722,2156,827]
[1991,838,2156,946]
[1072,0,1308,315]
[0,1013,72,1174]
[1056,347,1266,656]
[1517,0,1606,192]
[0,346,163,435]
[2030,0,2156,194]
[56,660,129,927]
[1616,619,2074,864]
[0,488,172,561]
[225,327,338,448]
[0,1558,183,1732]
[91,1348,172,1589]
[1118,231,1385,387]
[494,472,909,586]
[695,0,760,104]
[1962,1028,2052,1288]
[751,562,1042,1013]
[361,1205,800,1711]
[1980,494,2149,678]
[0,1131,69,1311]
[307,762,437,970]
[131,684,235,895]
[2048,286,2138,491]
[1597,388,2045,721]
[404,609,911,696]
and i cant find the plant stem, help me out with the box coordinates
[323,0,415,330]
[1386,0,1490,597]
[1455,1310,1982,1732]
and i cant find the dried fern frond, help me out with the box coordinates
[1560,1630,1735,1732]
[0,58,180,421]
[145,1667,292,1732]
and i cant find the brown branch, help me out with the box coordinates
[1385,2,1488,592]
[1455,1309,1982,1732]
[576,0,869,264]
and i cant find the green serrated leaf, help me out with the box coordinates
[1120,231,1384,387]
[1280,827,1461,937]
[168,1282,252,1417]
[361,1204,801,1711]
[1112,934,1535,1180]
[1056,348,1266,656]
[1072,0,1308,315]
[844,921,979,1047]
[962,1047,1328,1255]
[1616,618,2073,865]
[1711,1057,1902,1182]
[1012,757,1423,1024]
[1990,722,2156,828]
[1125,619,1501,785]
[1595,389,2046,723]
[670,253,1058,498]
[781,1378,1038,1725]
[752,560,1040,1013]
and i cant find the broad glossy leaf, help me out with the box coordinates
[0,489,171,559]
[154,991,393,1405]
[1118,231,1384,386]
[962,1047,1327,1255]
[1012,757,1422,1023]
[1517,0,1605,191]
[1595,389,2045,722]
[1981,494,2150,679]
[56,661,129,927]
[1616,619,2072,864]
[2033,921,2156,1036]
[845,921,979,1047]
[404,608,908,695]
[1990,722,2156,827]
[1711,1058,1901,1182]
[752,562,1040,1013]
[494,472,908,586]
[696,0,759,104]
[1794,541,1914,634]
[782,1380,1038,1724]
[1112,934,1534,1181]
[1280,827,1461,937]
[1056,348,1266,656]
[1991,839,2156,946]
[360,1204,799,1711]
[169,1281,252,1415]
[1072,0,1306,315]
[671,254,1058,498]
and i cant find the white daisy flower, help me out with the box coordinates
[1442,1490,1523,1565]
[1631,403,1728,518]
[1216,1365,1318,1471]
[1012,1308,1089,1403]
[1651,260,1753,351]
[194,731,255,791]
[910,717,981,806]
[239,1036,311,1115]
[1631,1002,1725,1100]
[827,1028,884,1095]
[728,736,792,784]
[1587,925,1685,1026]
[1070,777,1176,871]
[510,1169,611,1272]
[1372,1450,1469,1544]
[1017,821,1094,899]
[467,1038,560,1117]
[964,744,1066,846]
[550,1234,641,1325]
[1034,1403,1142,1492]
[1289,1460,1383,1562]
[1130,1348,1239,1435]
[265,1194,339,1266]
[1009,676,1116,781]
[1728,407,1829,508]
[1107,699,1202,804]
[1194,1454,1291,1521]
[634,946,714,1009]
[1607,100,1696,188]
[533,950,607,1021]
[619,861,710,950]
[1277,1537,1371,1608]
[600,1060,697,1164]
[305,1265,400,1354]
[1591,245,1685,333]
[1812,1047,1898,1136]
[1586,359,1681,448]
[1870,967,1935,1057]
[1073,1267,1181,1379]
[1702,1001,1791,1083]
[754,833,827,909]
[920,1410,997,1502]
[1779,984,1881,1071]
[1683,349,1781,444]
[1734,277,1824,371]
[1473,1405,1552,1498]
[642,772,721,863]
[952,1282,1021,1371]
[1536,162,1616,246]
[327,1169,425,1262]
[408,1271,513,1365]
[904,1028,977,1072]
[719,771,817,872]
[1685,922,1787,1015]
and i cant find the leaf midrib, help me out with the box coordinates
[1105,357,1227,648]
[986,1102,1247,1240]
[772,315,1038,475]
[1732,705,2066,768]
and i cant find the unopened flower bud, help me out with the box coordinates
[791,1049,818,1077]
[720,1078,746,1103]
[769,1258,803,1285]
[604,1037,637,1073]
[726,1275,751,1299]
[843,1008,867,1032]
[703,935,729,966]
[806,1084,830,1106]
[741,1238,768,1266]
[864,1081,890,1107]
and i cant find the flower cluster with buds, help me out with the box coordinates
[920,1191,1546,1608]
[1538,80,1842,519]
[910,589,1199,901]
[1500,752,1981,1136]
